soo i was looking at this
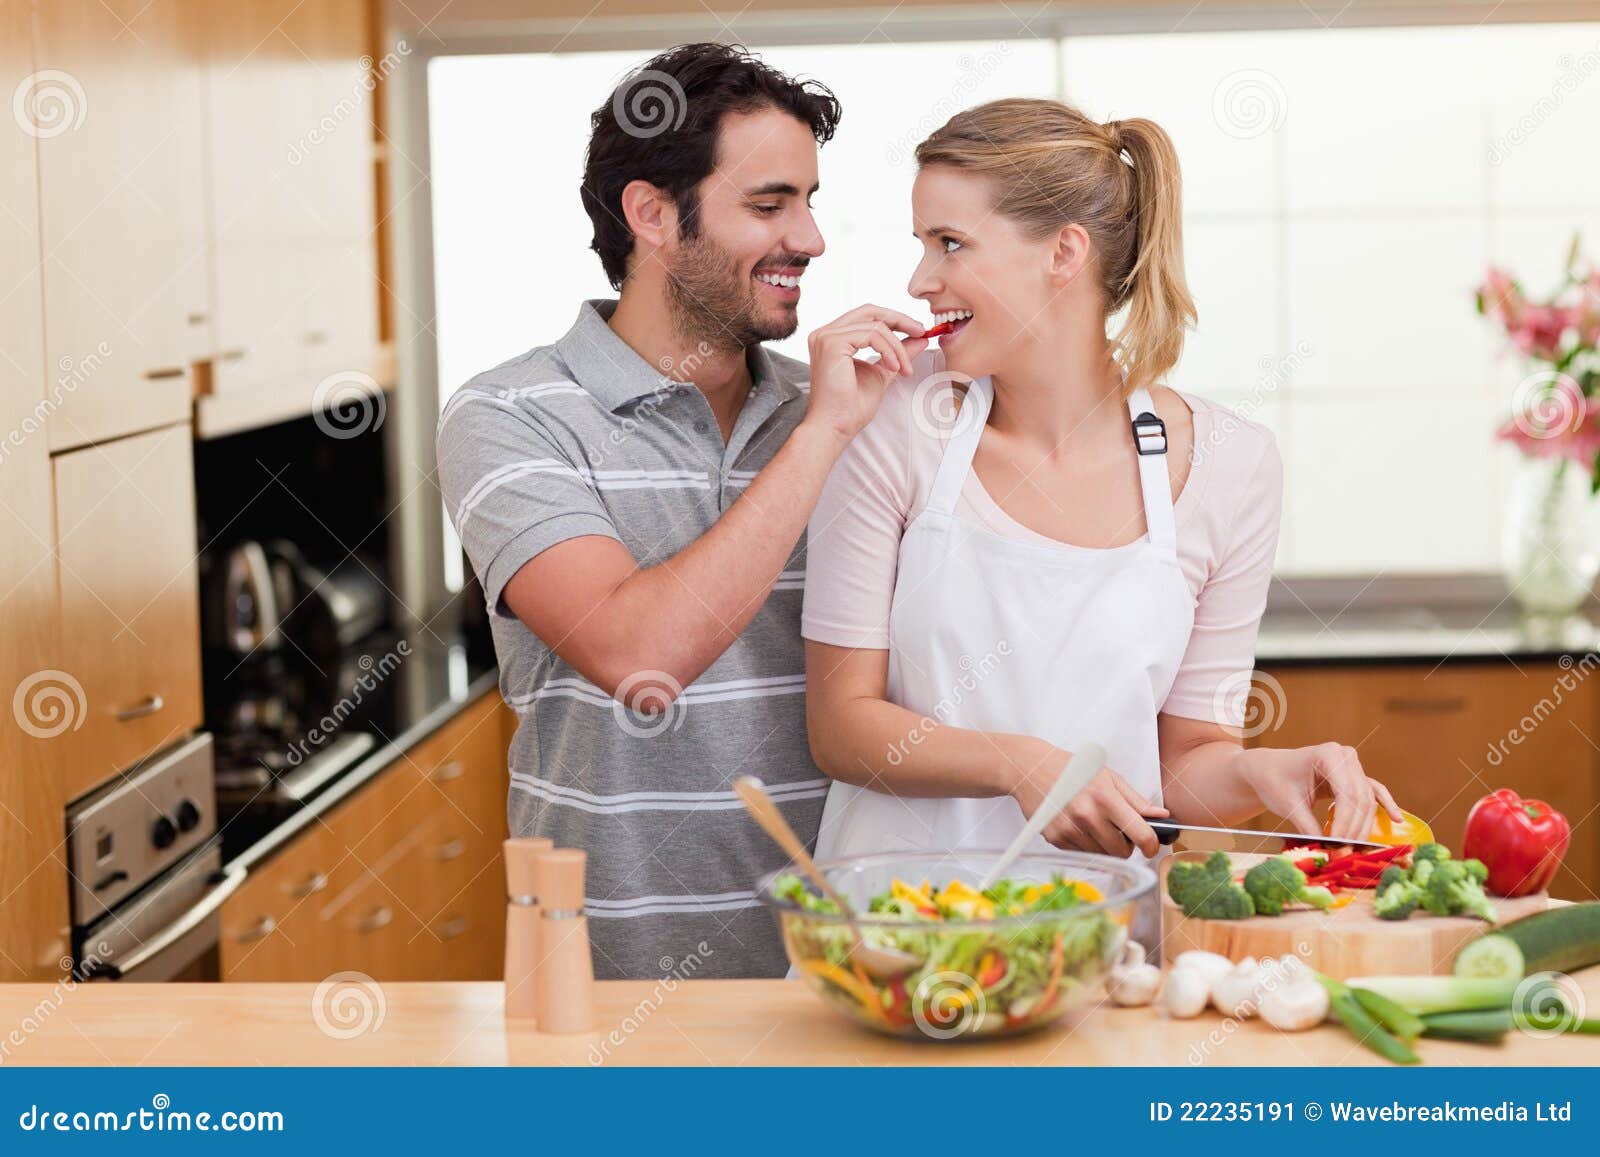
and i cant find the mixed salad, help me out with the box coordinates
[772,873,1124,1038]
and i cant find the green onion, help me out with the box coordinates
[1352,986,1426,1042]
[1340,975,1518,1015]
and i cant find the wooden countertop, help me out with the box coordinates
[5,977,1600,1066]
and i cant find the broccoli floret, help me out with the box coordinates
[1411,859,1436,888]
[1374,880,1422,920]
[1377,864,1407,896]
[1412,842,1451,866]
[1196,885,1257,920]
[1243,857,1334,916]
[1420,859,1497,922]
[1167,851,1255,919]
[1463,858,1489,884]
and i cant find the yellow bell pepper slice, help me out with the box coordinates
[800,958,886,1021]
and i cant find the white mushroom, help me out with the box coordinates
[1172,950,1234,990]
[1258,976,1330,1031]
[1211,956,1263,1018]
[1159,965,1211,1019]
[1105,940,1162,1007]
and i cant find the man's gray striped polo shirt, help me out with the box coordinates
[436,299,824,979]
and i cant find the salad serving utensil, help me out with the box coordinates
[733,776,921,981]
[976,742,1107,892]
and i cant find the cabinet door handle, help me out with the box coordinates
[304,330,328,346]
[437,915,470,941]
[431,761,465,784]
[218,348,246,362]
[289,871,328,899]
[355,905,392,934]
[236,915,276,943]
[187,312,208,326]
[114,693,165,722]
[142,366,187,381]
[1382,695,1467,715]
[435,838,464,862]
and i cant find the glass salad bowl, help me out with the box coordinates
[757,849,1155,1041]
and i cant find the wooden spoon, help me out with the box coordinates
[735,776,920,981]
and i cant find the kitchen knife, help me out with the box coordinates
[1148,820,1388,851]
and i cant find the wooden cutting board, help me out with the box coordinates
[1159,852,1548,979]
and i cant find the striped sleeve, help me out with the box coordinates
[436,386,621,616]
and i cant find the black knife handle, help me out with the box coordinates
[1149,820,1181,846]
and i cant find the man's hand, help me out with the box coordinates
[803,305,928,443]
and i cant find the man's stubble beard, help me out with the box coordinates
[664,233,798,352]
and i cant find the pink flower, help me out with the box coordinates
[1508,303,1571,360]
[1478,267,1525,326]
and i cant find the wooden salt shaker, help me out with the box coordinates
[503,837,553,1023]
[533,847,595,1034]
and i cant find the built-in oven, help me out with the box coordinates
[66,733,242,981]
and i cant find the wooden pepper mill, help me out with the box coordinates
[532,847,595,1034]
[502,837,553,1023]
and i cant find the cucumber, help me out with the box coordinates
[1464,903,1600,976]
[1453,933,1525,981]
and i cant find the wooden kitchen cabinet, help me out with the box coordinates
[200,0,379,416]
[221,693,511,983]
[1249,662,1600,901]
[52,422,203,801]
[32,0,206,452]
[0,0,73,981]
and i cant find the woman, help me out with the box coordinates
[801,99,1402,893]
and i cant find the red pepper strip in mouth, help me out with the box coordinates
[923,319,958,338]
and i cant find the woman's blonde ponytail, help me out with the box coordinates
[1104,117,1196,398]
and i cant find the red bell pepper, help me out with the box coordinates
[1462,789,1570,897]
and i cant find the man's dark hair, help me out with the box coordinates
[580,42,841,289]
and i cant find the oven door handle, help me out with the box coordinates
[86,864,247,980]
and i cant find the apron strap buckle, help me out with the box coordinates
[1132,411,1167,456]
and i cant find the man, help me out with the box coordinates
[436,42,925,978]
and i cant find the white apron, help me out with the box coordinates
[813,377,1195,942]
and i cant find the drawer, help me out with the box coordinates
[220,823,348,982]
[52,423,203,799]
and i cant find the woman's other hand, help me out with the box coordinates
[1240,742,1404,843]
[1011,754,1169,858]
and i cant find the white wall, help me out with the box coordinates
[427,22,1600,580]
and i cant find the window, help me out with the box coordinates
[428,22,1600,585]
